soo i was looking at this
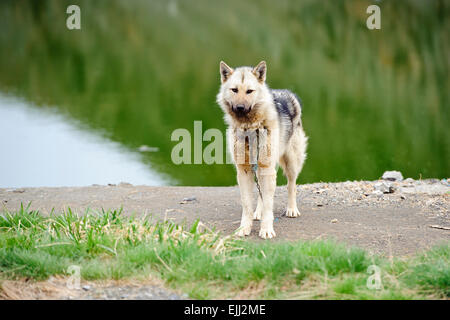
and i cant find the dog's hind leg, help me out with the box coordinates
[280,132,307,218]
[257,168,277,239]
[236,165,255,236]
[285,162,301,217]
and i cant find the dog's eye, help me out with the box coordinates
[231,88,238,93]
[246,89,254,94]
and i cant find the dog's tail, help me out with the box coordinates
[289,91,303,128]
[272,89,303,127]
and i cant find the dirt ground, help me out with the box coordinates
[0,277,187,300]
[1,178,449,257]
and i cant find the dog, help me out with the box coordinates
[216,61,308,239]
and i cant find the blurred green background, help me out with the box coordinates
[0,0,448,186]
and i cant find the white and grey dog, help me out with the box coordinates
[217,61,308,239]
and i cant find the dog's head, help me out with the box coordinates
[218,61,268,119]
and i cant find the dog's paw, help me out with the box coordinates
[285,207,301,218]
[253,208,262,220]
[259,225,276,239]
[236,224,252,237]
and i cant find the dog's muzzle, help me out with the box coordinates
[232,104,251,116]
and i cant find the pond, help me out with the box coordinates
[0,1,448,187]
[0,94,169,187]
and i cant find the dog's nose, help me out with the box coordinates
[235,104,245,112]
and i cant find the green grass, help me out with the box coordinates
[0,204,448,299]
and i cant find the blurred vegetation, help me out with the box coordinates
[0,0,448,185]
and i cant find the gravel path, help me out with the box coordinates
[1,176,448,256]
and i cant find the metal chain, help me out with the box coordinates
[252,129,263,201]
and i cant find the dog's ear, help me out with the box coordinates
[253,61,267,82]
[252,61,267,83]
[220,61,234,83]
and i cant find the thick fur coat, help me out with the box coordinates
[216,61,308,239]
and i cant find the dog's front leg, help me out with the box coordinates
[236,165,255,236]
[257,167,277,239]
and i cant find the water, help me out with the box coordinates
[0,94,169,187]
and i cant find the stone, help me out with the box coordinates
[138,145,159,152]
[6,188,25,193]
[374,181,394,194]
[381,171,404,182]
[180,197,197,204]
[371,190,384,197]
[372,190,384,197]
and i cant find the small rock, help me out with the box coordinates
[382,171,404,182]
[180,197,197,204]
[119,182,132,187]
[138,145,159,152]
[7,189,25,193]
[374,181,394,194]
[82,285,91,291]
[371,190,384,197]
[331,219,338,223]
